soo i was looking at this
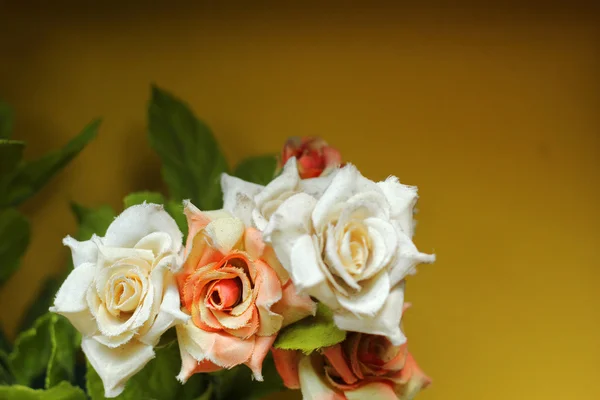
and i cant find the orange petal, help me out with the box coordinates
[272,348,302,389]
[244,227,265,260]
[322,344,358,386]
[244,335,277,380]
[253,260,283,336]
[272,281,317,328]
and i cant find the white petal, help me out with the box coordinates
[92,331,135,348]
[361,217,398,280]
[388,228,436,287]
[51,262,95,314]
[323,226,360,290]
[138,273,189,346]
[312,164,379,232]
[289,234,327,293]
[176,339,200,384]
[299,170,338,199]
[63,236,98,268]
[377,176,418,238]
[334,282,407,345]
[253,157,300,230]
[221,173,264,226]
[335,271,390,316]
[263,192,316,271]
[103,203,182,251]
[96,244,155,271]
[204,217,245,253]
[298,355,340,400]
[82,337,155,398]
[134,231,175,258]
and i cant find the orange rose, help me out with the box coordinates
[280,136,342,179]
[272,333,430,400]
[175,202,315,383]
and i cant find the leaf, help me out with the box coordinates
[211,353,286,400]
[274,303,347,355]
[148,85,229,210]
[0,139,25,178]
[233,154,277,186]
[0,323,13,385]
[18,276,62,333]
[0,208,30,286]
[45,315,78,389]
[0,119,101,207]
[86,342,210,400]
[123,191,166,209]
[165,199,187,239]
[0,381,86,400]
[8,314,54,386]
[0,100,13,139]
[70,203,115,242]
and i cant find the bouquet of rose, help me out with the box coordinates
[0,86,434,400]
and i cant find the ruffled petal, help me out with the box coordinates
[334,282,406,346]
[82,337,155,398]
[298,355,345,400]
[335,272,390,317]
[345,382,399,400]
[63,236,98,268]
[103,203,182,251]
[204,216,245,254]
[244,335,276,380]
[388,228,435,287]
[254,260,283,336]
[272,281,316,328]
[377,176,418,238]
[221,173,264,226]
[272,348,302,389]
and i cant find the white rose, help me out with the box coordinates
[50,203,189,397]
[262,164,435,345]
[220,157,336,232]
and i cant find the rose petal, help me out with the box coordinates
[103,203,182,251]
[244,335,276,380]
[312,164,379,232]
[272,348,302,389]
[345,381,399,400]
[82,337,155,398]
[253,260,283,336]
[50,262,97,336]
[204,217,245,254]
[388,228,435,287]
[221,173,264,227]
[133,231,176,259]
[335,271,390,317]
[253,158,300,231]
[92,331,135,348]
[272,281,317,328]
[390,352,432,400]
[298,355,345,400]
[63,236,99,268]
[377,176,418,238]
[138,272,189,346]
[334,282,407,346]
[322,344,358,385]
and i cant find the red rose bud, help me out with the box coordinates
[280,137,342,179]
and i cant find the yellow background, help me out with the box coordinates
[1,3,599,399]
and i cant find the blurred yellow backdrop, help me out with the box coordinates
[1,3,599,399]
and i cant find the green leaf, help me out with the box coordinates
[87,342,210,400]
[233,154,277,186]
[148,85,228,210]
[211,353,286,400]
[165,200,187,238]
[0,208,30,286]
[123,191,166,209]
[18,276,62,333]
[70,203,115,242]
[0,323,13,385]
[0,381,86,400]
[0,100,13,139]
[45,315,78,389]
[274,303,347,355]
[0,119,101,207]
[0,139,25,178]
[8,314,54,386]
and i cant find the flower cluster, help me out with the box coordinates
[51,137,435,399]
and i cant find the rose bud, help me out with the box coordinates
[279,137,342,179]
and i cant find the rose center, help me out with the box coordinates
[106,273,143,316]
[340,222,371,275]
[207,278,242,310]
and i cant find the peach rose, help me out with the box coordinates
[272,333,431,400]
[175,202,316,383]
[280,136,342,179]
